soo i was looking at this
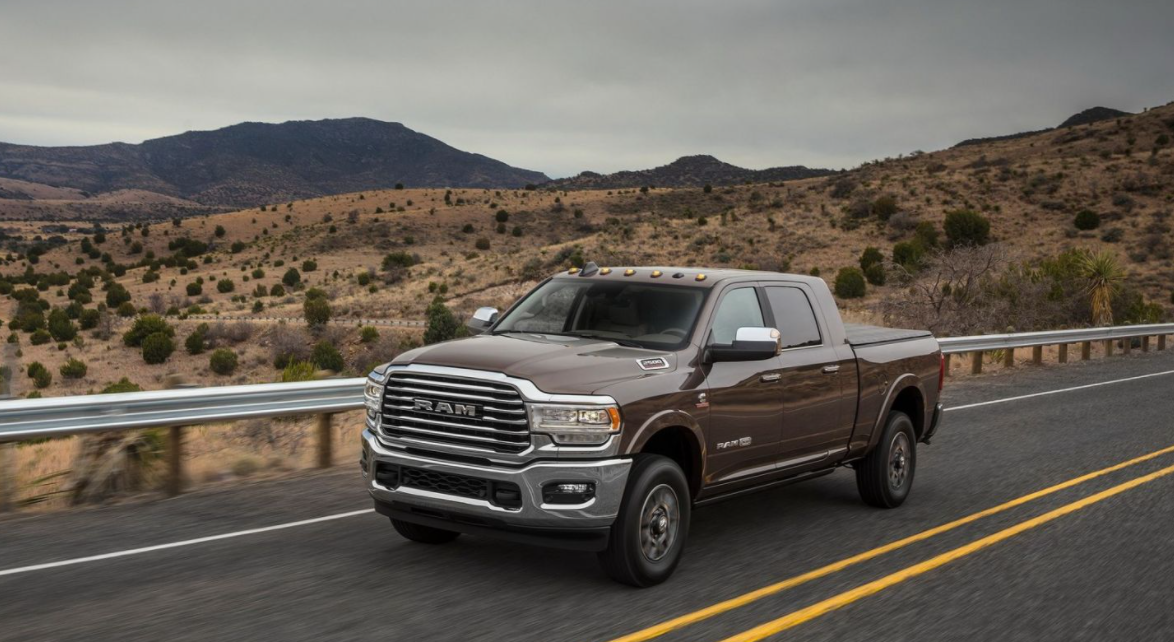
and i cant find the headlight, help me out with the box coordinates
[364,379,383,420]
[529,403,621,445]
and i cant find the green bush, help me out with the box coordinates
[26,362,48,381]
[185,324,208,355]
[310,341,345,372]
[302,259,318,272]
[48,309,77,342]
[281,360,317,382]
[117,301,137,317]
[475,237,491,251]
[209,348,238,375]
[217,279,235,293]
[60,358,87,379]
[1074,209,1100,231]
[892,241,925,271]
[33,367,52,389]
[859,247,884,272]
[123,314,173,347]
[303,296,331,328]
[270,283,286,297]
[31,329,51,345]
[142,332,175,364]
[105,283,131,307]
[495,209,510,223]
[282,268,301,287]
[186,282,202,296]
[382,251,418,270]
[102,377,141,394]
[914,221,939,249]
[873,195,898,221]
[424,297,465,345]
[79,308,101,330]
[360,326,379,343]
[864,263,886,286]
[833,267,866,299]
[943,209,990,248]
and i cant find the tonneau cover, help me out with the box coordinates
[844,323,932,346]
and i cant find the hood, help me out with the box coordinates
[387,333,678,394]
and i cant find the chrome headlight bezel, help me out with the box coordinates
[528,402,621,445]
[364,377,384,420]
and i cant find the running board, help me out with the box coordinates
[693,468,835,507]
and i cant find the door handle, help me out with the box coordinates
[822,365,840,374]
[760,372,781,382]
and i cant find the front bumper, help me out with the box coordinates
[362,430,631,550]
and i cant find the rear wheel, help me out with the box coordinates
[390,518,461,544]
[598,455,691,587]
[856,411,916,508]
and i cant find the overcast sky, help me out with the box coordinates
[2,0,1173,178]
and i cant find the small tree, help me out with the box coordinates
[834,267,866,299]
[282,268,302,287]
[303,296,331,328]
[1074,210,1100,231]
[214,225,226,238]
[943,209,991,248]
[48,308,77,342]
[123,314,173,347]
[424,297,464,345]
[105,283,131,307]
[209,348,238,375]
[142,332,175,364]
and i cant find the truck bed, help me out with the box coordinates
[844,323,932,347]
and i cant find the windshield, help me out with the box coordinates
[493,279,707,350]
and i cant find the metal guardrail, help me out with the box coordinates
[937,323,1174,353]
[186,314,426,327]
[1,322,1172,508]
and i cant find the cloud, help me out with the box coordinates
[2,0,1172,177]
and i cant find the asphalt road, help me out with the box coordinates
[2,351,1174,641]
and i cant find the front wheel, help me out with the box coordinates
[856,411,917,508]
[598,455,691,587]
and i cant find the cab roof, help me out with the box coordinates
[550,265,825,289]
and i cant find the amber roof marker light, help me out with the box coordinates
[600,267,612,275]
[695,273,707,281]
[650,270,663,278]
[624,269,636,276]
[568,267,580,274]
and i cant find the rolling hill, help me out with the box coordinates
[542,154,834,190]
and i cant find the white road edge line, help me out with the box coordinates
[5,367,1173,577]
[946,368,1174,412]
[0,508,374,578]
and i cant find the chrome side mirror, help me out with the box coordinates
[466,306,499,334]
[708,327,781,362]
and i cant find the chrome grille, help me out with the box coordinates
[380,371,530,453]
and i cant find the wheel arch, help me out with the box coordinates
[627,410,706,500]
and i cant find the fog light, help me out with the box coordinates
[543,482,596,505]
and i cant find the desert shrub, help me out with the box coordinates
[864,263,886,286]
[302,259,318,272]
[141,332,175,364]
[281,360,317,382]
[282,268,302,287]
[495,210,509,223]
[943,209,991,247]
[209,348,238,375]
[33,367,52,389]
[123,314,173,347]
[185,327,207,354]
[475,237,491,251]
[31,329,51,345]
[873,195,898,221]
[1101,228,1124,243]
[383,251,418,269]
[60,358,87,379]
[834,267,866,299]
[360,326,379,343]
[217,279,235,293]
[270,284,286,297]
[105,283,131,307]
[79,308,101,330]
[47,308,77,341]
[914,221,940,249]
[1074,210,1100,230]
[893,241,925,271]
[215,225,226,237]
[116,301,136,317]
[310,340,345,372]
[357,271,371,286]
[230,241,246,253]
[424,297,465,345]
[270,324,310,368]
[859,247,884,272]
[304,296,331,328]
[27,362,48,381]
[186,282,202,296]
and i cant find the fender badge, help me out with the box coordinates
[637,357,670,371]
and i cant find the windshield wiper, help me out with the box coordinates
[560,331,644,348]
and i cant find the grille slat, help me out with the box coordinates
[380,371,531,453]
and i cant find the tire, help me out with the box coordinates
[598,455,691,587]
[390,518,461,544]
[856,411,917,508]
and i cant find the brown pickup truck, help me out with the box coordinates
[361,265,943,586]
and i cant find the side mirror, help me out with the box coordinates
[708,327,781,363]
[466,306,499,335]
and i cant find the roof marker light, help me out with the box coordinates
[624,269,636,276]
[695,274,707,281]
[600,268,612,275]
[651,270,663,278]
[568,267,580,274]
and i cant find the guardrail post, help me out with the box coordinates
[1123,338,1132,355]
[1081,341,1091,360]
[1160,335,1167,351]
[1142,336,1150,352]
[0,442,14,512]
[1032,346,1043,365]
[943,354,951,377]
[1058,344,1068,364]
[1105,340,1114,357]
[166,425,183,497]
[1003,349,1014,368]
[971,351,983,375]
[316,413,333,468]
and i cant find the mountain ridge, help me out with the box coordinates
[542,154,834,190]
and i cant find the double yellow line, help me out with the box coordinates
[609,443,1174,642]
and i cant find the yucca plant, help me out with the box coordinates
[1077,250,1124,326]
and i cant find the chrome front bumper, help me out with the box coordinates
[362,429,631,531]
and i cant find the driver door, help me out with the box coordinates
[702,285,784,485]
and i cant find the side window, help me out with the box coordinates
[710,287,764,345]
[765,287,822,349]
